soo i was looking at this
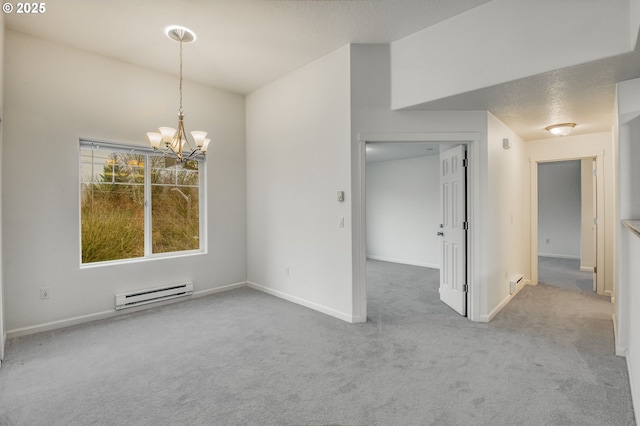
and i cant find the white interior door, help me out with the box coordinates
[439,145,467,316]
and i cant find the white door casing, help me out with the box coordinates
[592,158,597,291]
[439,145,467,316]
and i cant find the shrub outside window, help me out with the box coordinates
[80,140,204,264]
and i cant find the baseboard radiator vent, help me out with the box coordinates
[115,282,193,310]
[510,274,524,295]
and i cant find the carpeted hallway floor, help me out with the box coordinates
[538,256,595,292]
[0,260,634,425]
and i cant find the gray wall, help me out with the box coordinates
[538,160,581,258]
[366,154,440,268]
[3,31,247,333]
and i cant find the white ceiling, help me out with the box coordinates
[407,50,640,141]
[6,0,639,142]
[5,0,491,94]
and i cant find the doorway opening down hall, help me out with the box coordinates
[537,159,600,296]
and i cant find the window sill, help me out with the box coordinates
[80,250,206,269]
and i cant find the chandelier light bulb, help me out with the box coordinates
[191,131,208,147]
[147,132,163,149]
[159,127,177,143]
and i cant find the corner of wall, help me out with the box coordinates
[484,113,530,317]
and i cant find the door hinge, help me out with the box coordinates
[463,221,469,230]
[463,158,469,168]
[462,284,468,293]
[594,266,597,274]
[593,217,598,225]
[593,169,597,176]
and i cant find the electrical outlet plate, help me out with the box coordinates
[40,287,50,299]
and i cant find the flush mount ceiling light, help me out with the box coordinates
[545,122,576,137]
[147,25,209,162]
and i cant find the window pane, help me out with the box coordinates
[80,142,204,264]
[151,183,200,254]
[81,182,144,263]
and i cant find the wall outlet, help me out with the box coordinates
[40,287,50,299]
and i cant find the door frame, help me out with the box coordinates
[530,154,606,295]
[353,132,481,322]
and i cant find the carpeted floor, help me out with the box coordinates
[538,256,595,292]
[0,260,634,425]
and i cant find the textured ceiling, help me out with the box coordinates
[407,50,640,141]
[5,0,491,94]
[5,0,639,141]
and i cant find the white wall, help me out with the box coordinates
[390,0,633,109]
[616,77,640,418]
[623,228,640,419]
[537,161,581,259]
[526,132,615,297]
[0,13,5,361]
[632,0,640,48]
[246,44,523,324]
[3,31,247,333]
[246,46,354,321]
[366,155,440,268]
[486,113,529,316]
[350,44,529,322]
[581,159,596,269]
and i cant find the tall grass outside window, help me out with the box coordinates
[80,141,204,264]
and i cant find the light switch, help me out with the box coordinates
[337,191,345,202]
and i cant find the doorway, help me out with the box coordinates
[364,142,443,318]
[537,159,596,293]
[361,138,472,319]
[530,155,605,296]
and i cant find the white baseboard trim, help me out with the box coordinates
[538,253,581,260]
[580,266,595,272]
[7,309,119,339]
[626,351,639,423]
[478,280,531,323]
[613,313,627,357]
[193,281,247,298]
[350,315,367,324]
[247,281,354,323]
[366,255,439,269]
[6,281,248,339]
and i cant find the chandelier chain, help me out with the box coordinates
[179,38,183,115]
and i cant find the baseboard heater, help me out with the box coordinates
[510,274,524,294]
[115,282,193,310]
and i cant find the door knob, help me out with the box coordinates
[437,232,444,236]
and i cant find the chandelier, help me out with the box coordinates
[147,25,209,162]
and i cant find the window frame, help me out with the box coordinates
[79,139,207,267]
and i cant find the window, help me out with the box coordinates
[80,140,204,264]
